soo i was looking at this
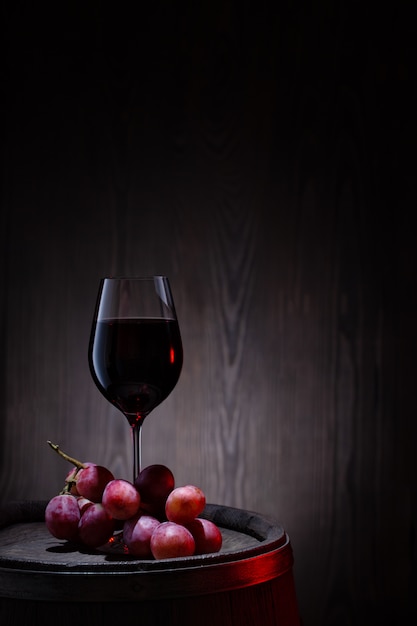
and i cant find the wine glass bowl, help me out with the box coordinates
[88,277,183,480]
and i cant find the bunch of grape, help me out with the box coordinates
[44,442,222,559]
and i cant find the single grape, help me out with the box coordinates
[165,485,206,524]
[75,463,114,502]
[185,518,222,554]
[102,479,141,520]
[45,494,80,541]
[78,502,115,548]
[134,464,174,518]
[123,513,161,558]
[150,521,195,559]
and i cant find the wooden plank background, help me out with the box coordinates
[1,3,416,624]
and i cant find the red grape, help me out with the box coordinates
[134,464,174,517]
[185,518,223,554]
[150,521,195,559]
[123,513,161,558]
[75,463,114,502]
[102,479,141,520]
[78,502,115,548]
[165,485,206,524]
[45,494,80,541]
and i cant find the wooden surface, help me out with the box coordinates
[0,502,290,592]
[0,502,299,626]
[1,3,416,625]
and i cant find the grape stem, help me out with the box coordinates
[47,440,86,469]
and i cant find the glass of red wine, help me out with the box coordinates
[88,276,183,481]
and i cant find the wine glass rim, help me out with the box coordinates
[101,275,169,280]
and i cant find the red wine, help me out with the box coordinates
[89,318,183,423]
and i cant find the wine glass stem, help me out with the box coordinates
[132,423,142,481]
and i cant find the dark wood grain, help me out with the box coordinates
[1,3,415,625]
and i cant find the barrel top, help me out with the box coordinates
[0,500,293,601]
[0,500,285,572]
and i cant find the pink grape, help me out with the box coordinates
[75,463,114,502]
[185,518,223,554]
[123,514,161,558]
[165,485,206,524]
[78,502,115,548]
[102,479,141,520]
[45,494,80,541]
[150,521,195,559]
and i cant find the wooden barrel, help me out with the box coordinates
[0,500,300,626]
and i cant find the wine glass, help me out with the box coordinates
[88,276,183,481]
